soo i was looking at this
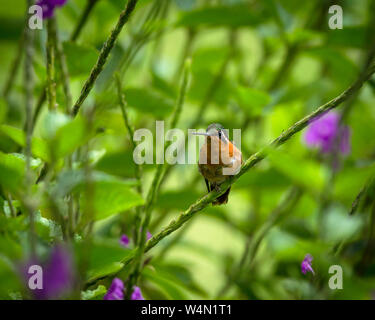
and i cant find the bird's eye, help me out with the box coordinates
[218,130,222,139]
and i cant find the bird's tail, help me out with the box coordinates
[213,187,231,206]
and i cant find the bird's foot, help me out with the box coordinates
[214,184,222,193]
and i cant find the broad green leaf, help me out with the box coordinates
[87,262,124,284]
[75,239,135,283]
[95,151,137,178]
[124,87,174,117]
[0,125,50,162]
[0,256,22,299]
[53,169,139,198]
[154,263,207,297]
[41,112,91,159]
[54,116,90,158]
[80,178,144,221]
[326,26,367,48]
[143,267,188,300]
[0,152,25,192]
[0,234,22,260]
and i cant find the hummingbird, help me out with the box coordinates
[193,123,242,205]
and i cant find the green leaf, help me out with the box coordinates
[75,239,135,283]
[326,26,368,48]
[53,169,138,198]
[155,263,207,297]
[0,234,22,260]
[81,285,107,300]
[143,266,188,300]
[41,112,91,159]
[0,256,22,299]
[176,4,262,28]
[54,116,90,158]
[63,41,98,77]
[80,178,144,221]
[87,262,124,284]
[236,86,271,117]
[124,87,174,117]
[0,152,25,192]
[0,125,50,162]
[95,151,137,178]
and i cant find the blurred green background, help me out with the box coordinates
[1,0,375,300]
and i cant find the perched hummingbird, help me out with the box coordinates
[193,123,242,205]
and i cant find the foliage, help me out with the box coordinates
[0,0,375,300]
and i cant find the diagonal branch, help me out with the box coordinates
[72,0,139,116]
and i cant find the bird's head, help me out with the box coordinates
[192,123,229,143]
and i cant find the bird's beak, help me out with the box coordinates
[191,132,213,136]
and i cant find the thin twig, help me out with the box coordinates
[24,0,36,256]
[70,0,99,42]
[115,73,143,242]
[72,0,139,116]
[54,17,72,113]
[3,30,25,99]
[46,18,57,110]
[4,192,17,218]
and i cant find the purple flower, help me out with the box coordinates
[147,231,152,241]
[36,0,67,19]
[119,234,130,247]
[131,286,145,300]
[301,254,315,275]
[22,244,75,299]
[103,278,124,300]
[304,111,351,155]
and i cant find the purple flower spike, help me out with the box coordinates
[301,254,315,275]
[147,231,152,241]
[304,111,351,155]
[131,286,145,300]
[52,0,67,6]
[103,278,124,300]
[36,0,55,19]
[22,244,75,300]
[36,0,67,19]
[119,234,130,247]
